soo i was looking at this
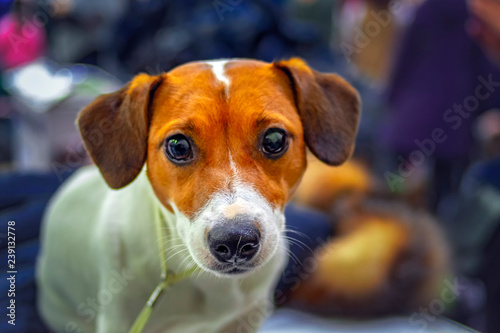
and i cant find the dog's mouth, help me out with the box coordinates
[219,265,252,275]
[199,251,262,276]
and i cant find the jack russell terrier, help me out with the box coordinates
[36,58,360,333]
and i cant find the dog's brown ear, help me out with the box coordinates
[273,58,361,165]
[78,74,164,189]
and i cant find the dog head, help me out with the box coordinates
[78,58,360,276]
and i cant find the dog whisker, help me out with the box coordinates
[278,244,301,266]
[177,255,196,273]
[165,247,190,262]
[283,227,311,241]
[282,236,314,254]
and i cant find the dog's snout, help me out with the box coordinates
[208,224,261,264]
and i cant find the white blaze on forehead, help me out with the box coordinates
[228,151,238,175]
[206,60,231,90]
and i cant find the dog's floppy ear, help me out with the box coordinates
[273,58,361,165]
[78,74,164,189]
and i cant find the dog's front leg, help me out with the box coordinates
[95,300,142,333]
[92,273,143,333]
[221,299,275,333]
[95,300,135,333]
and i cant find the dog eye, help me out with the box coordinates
[165,134,193,163]
[262,128,287,157]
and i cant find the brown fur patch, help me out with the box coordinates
[289,197,450,317]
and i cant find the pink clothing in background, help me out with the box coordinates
[0,14,46,69]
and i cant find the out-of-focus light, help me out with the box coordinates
[11,63,72,105]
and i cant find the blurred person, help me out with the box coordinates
[380,0,500,212]
[447,2,500,331]
[445,147,500,332]
[468,0,500,66]
[43,0,126,70]
[0,0,46,171]
[337,0,424,85]
[334,0,427,186]
[339,0,397,84]
[0,0,46,69]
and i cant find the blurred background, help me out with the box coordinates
[1,0,500,332]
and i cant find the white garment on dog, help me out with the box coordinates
[36,166,285,333]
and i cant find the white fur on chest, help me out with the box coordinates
[37,167,285,333]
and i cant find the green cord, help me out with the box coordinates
[128,207,196,333]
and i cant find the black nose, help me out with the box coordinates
[208,224,261,264]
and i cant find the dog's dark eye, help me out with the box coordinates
[262,128,287,157]
[165,135,192,163]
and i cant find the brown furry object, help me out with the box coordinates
[290,159,450,317]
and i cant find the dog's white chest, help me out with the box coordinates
[37,167,285,333]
